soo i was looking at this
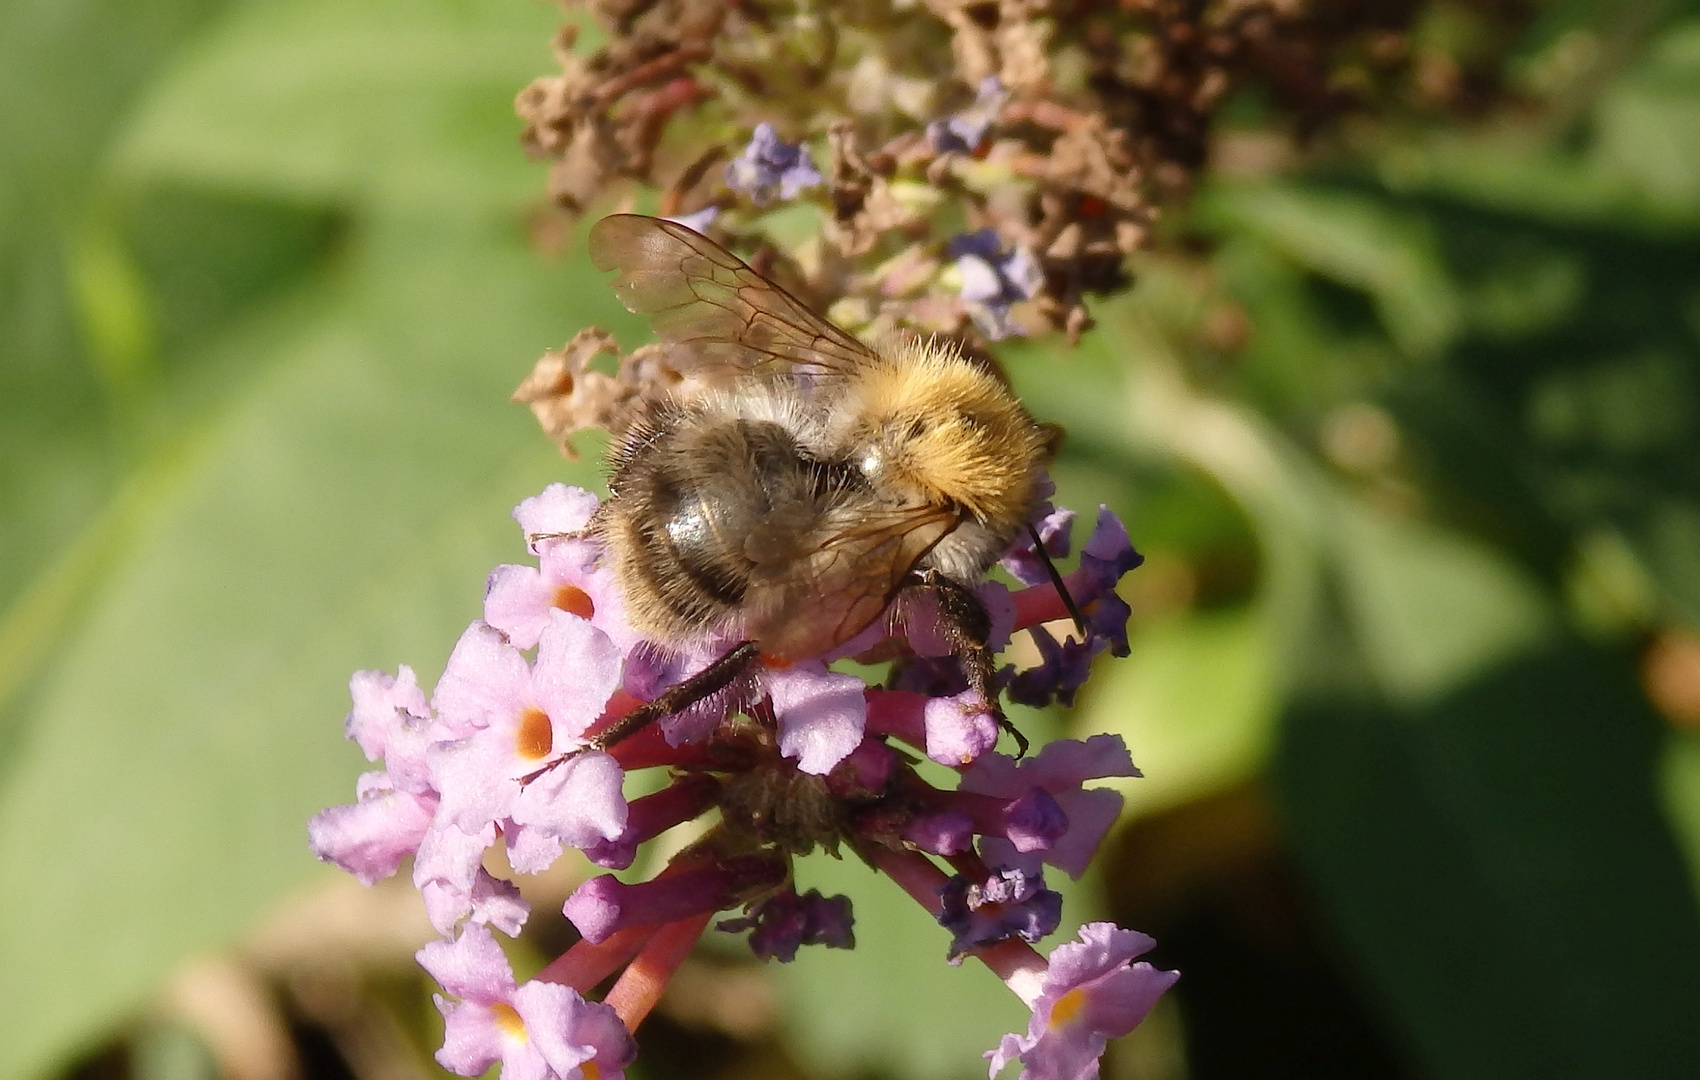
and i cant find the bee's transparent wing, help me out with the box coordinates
[746,502,960,655]
[588,214,878,379]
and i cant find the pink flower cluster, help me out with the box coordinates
[308,484,1177,1080]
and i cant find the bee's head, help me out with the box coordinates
[853,340,1051,533]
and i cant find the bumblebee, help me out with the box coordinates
[582,215,1061,751]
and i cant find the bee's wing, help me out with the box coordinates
[746,503,959,656]
[588,214,878,380]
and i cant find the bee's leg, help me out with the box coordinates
[909,569,1028,758]
[586,641,760,752]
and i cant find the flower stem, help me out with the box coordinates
[856,841,1047,1005]
[603,910,715,1030]
[534,925,650,992]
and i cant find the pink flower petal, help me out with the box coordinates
[345,666,428,761]
[434,623,531,734]
[418,923,516,1001]
[532,612,623,742]
[511,751,627,851]
[514,484,599,542]
[484,564,554,650]
[768,661,868,775]
[307,772,436,885]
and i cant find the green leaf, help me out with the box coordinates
[0,0,232,614]
[1591,22,1700,213]
[1203,183,1464,359]
[1080,604,1276,818]
[1277,636,1700,1079]
[777,847,1100,1080]
[1661,730,1700,901]
[0,207,623,1080]
[1330,497,1556,704]
[112,0,570,212]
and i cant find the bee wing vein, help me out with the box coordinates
[590,214,877,380]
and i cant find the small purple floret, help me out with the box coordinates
[1002,506,1077,587]
[986,922,1178,1080]
[938,865,1063,962]
[923,690,1002,766]
[964,736,1139,880]
[725,123,822,205]
[421,924,637,1080]
[1008,626,1096,709]
[718,888,856,962]
[928,76,1010,154]
[307,772,437,885]
[949,230,1044,340]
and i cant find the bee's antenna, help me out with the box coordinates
[1028,524,1087,638]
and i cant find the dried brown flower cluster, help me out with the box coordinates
[512,0,1473,448]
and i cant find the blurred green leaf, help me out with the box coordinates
[0,0,642,1076]
[0,210,617,1080]
[1330,497,1555,703]
[1592,23,1700,210]
[113,0,569,211]
[780,838,1099,1080]
[1277,636,1700,1079]
[1661,729,1700,900]
[0,0,229,614]
[1084,605,1276,818]
[1203,184,1463,360]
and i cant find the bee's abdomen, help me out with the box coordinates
[650,478,751,610]
[602,416,822,644]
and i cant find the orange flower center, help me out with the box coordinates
[553,584,595,619]
[581,1063,602,1080]
[516,706,554,760]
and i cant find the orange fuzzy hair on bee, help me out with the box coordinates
[846,337,1051,532]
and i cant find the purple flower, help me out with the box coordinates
[663,206,720,232]
[902,809,976,855]
[420,925,637,1080]
[725,123,822,205]
[929,76,1010,155]
[415,819,532,936]
[310,484,1168,1080]
[963,736,1139,879]
[718,888,856,962]
[939,866,1063,962]
[1001,506,1077,588]
[765,659,869,774]
[1074,508,1143,658]
[924,690,1003,766]
[486,485,639,652]
[1007,508,1142,708]
[1008,627,1095,709]
[344,666,429,764]
[307,771,437,885]
[427,614,625,844]
[950,230,1044,340]
[986,923,1178,1080]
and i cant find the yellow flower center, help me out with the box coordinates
[1048,988,1088,1030]
[493,1002,527,1040]
[580,1062,601,1080]
[516,706,554,761]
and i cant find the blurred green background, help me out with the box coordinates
[5,1,1700,1080]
